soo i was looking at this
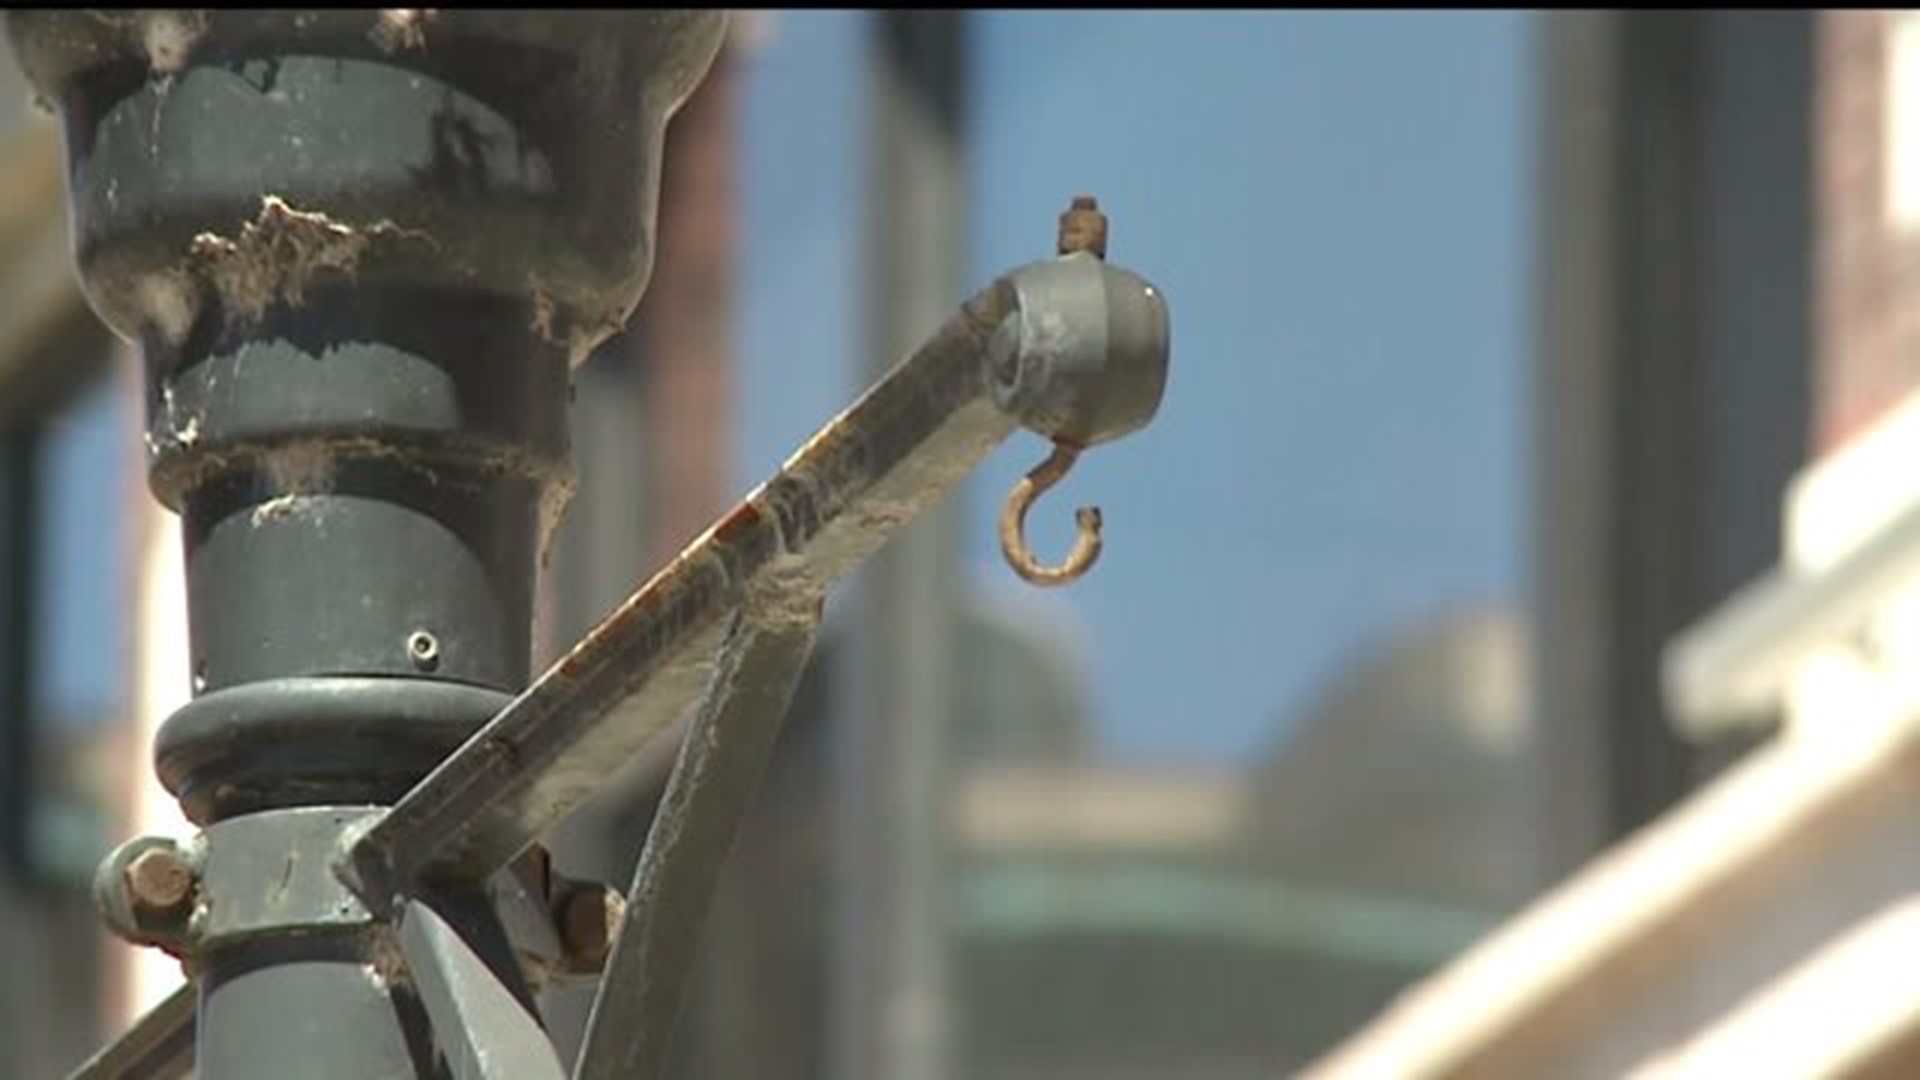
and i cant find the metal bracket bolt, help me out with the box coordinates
[96,836,201,955]
[553,881,627,975]
[1057,194,1109,259]
[125,846,197,922]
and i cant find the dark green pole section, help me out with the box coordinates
[0,428,36,881]
[6,12,725,1077]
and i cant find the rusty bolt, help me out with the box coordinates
[1057,194,1109,260]
[556,884,626,973]
[124,846,196,922]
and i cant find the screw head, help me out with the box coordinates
[124,846,195,920]
[407,630,440,672]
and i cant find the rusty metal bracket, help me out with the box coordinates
[338,230,1169,915]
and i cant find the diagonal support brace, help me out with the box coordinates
[574,606,821,1080]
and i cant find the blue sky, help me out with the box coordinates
[739,11,1538,763]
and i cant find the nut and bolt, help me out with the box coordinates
[124,845,197,922]
[1058,194,1109,260]
[555,883,626,973]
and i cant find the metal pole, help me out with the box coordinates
[11,11,729,1077]
[834,12,969,1080]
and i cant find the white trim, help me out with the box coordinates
[1887,12,1920,233]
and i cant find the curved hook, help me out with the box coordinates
[1000,441,1103,587]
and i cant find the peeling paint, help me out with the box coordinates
[365,925,410,992]
[371,9,437,54]
[261,440,338,497]
[527,278,631,368]
[538,470,578,568]
[71,10,208,76]
[142,11,208,75]
[743,551,826,630]
[249,493,310,527]
[152,381,204,457]
[138,271,200,347]
[188,196,433,328]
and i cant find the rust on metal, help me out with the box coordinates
[999,440,1103,587]
[344,279,1022,902]
[555,883,626,973]
[125,846,196,920]
[1057,193,1109,260]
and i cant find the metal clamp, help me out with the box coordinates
[991,198,1171,586]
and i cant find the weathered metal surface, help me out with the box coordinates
[397,895,567,1080]
[7,6,730,821]
[7,10,729,369]
[67,982,195,1080]
[1056,194,1109,259]
[988,250,1170,450]
[194,807,379,949]
[574,612,821,1080]
[8,11,741,1078]
[124,846,196,921]
[343,276,1026,903]
[999,442,1103,587]
[195,934,433,1080]
[93,835,198,955]
[346,238,1171,908]
[155,677,513,825]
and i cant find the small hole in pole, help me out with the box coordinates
[407,630,440,672]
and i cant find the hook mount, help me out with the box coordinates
[999,441,1103,587]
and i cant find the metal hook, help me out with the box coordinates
[1000,441,1103,587]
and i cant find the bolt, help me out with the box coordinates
[124,846,195,922]
[1058,194,1109,260]
[555,883,626,973]
[407,630,440,672]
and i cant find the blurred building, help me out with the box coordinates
[1312,11,1920,1077]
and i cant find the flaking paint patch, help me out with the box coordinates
[246,442,336,527]
[743,550,827,629]
[527,281,628,369]
[249,493,311,527]
[262,440,337,496]
[142,11,208,75]
[151,383,204,457]
[138,272,200,346]
[189,196,433,328]
[81,10,208,75]
[370,9,437,53]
